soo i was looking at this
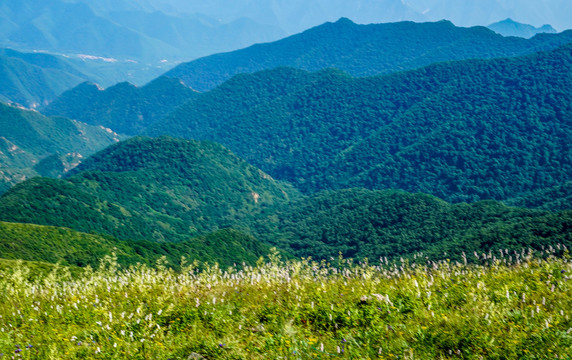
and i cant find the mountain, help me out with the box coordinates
[505,182,572,211]
[406,0,572,32]
[0,0,286,64]
[0,221,270,269]
[252,188,572,262]
[42,77,197,135]
[0,0,156,59]
[0,48,90,107]
[0,136,298,242]
[163,18,572,92]
[488,18,556,38]
[142,0,424,34]
[0,101,123,193]
[147,43,572,203]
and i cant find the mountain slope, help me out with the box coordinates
[148,43,572,203]
[253,188,572,262]
[0,48,91,107]
[0,136,298,242]
[42,77,197,135]
[0,221,270,269]
[163,18,572,91]
[505,182,572,211]
[0,101,123,193]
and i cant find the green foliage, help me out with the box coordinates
[0,101,125,193]
[252,188,572,262]
[43,77,197,135]
[506,181,572,211]
[148,43,572,203]
[0,136,298,242]
[165,18,572,91]
[0,252,570,358]
[0,221,269,270]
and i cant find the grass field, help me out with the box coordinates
[1,249,571,359]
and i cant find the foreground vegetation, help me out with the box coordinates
[1,249,570,359]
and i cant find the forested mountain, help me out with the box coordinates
[505,182,572,211]
[0,48,89,107]
[42,77,197,135]
[0,222,269,269]
[163,18,572,91]
[0,136,298,242]
[252,188,572,262]
[0,102,123,193]
[488,18,556,39]
[147,43,572,203]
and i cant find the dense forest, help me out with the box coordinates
[1,136,571,269]
[0,136,297,242]
[43,77,197,135]
[146,43,572,203]
[164,18,572,91]
[252,188,572,262]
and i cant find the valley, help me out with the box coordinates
[0,3,571,358]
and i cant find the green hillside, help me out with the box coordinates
[0,48,88,107]
[0,221,270,269]
[252,188,572,262]
[42,77,197,135]
[164,18,572,91]
[0,101,124,193]
[0,136,298,242]
[505,181,572,211]
[148,43,572,203]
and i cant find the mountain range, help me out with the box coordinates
[2,14,572,269]
[145,42,572,203]
[0,0,285,63]
[163,18,572,91]
[1,136,571,267]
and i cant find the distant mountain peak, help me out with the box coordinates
[488,18,556,38]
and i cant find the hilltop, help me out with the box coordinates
[0,136,298,242]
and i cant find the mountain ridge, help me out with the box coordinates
[163,18,572,92]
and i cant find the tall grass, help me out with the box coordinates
[0,249,571,359]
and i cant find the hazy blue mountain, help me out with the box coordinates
[106,11,285,59]
[148,43,572,203]
[0,0,286,64]
[164,18,572,92]
[0,48,91,107]
[123,0,572,33]
[488,18,556,38]
[0,101,123,193]
[139,0,423,34]
[43,76,197,135]
[0,0,156,59]
[406,0,572,32]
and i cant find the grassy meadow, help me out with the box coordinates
[0,249,571,359]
